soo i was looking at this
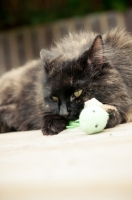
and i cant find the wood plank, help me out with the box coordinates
[0,123,132,200]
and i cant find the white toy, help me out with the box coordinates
[66,98,109,134]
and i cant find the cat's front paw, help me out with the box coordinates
[102,104,122,128]
[42,115,68,135]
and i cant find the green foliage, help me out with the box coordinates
[0,0,129,30]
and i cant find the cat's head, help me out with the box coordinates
[40,35,110,120]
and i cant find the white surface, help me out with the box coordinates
[0,123,132,200]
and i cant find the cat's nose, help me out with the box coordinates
[60,104,69,116]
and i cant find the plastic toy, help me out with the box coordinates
[66,98,109,134]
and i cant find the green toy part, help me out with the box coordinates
[66,120,79,129]
[66,100,109,134]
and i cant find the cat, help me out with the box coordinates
[1,28,132,135]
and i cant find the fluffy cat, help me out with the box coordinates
[1,28,132,134]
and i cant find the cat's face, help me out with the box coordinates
[41,35,108,120]
[43,58,89,120]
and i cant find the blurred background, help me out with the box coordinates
[0,0,132,75]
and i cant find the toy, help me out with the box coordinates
[66,98,109,134]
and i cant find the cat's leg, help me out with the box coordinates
[101,104,123,128]
[42,115,68,135]
[0,104,17,133]
[0,121,16,133]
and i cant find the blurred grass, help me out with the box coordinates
[0,0,130,30]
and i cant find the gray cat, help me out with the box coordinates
[1,28,132,134]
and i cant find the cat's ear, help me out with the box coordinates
[40,49,57,74]
[40,49,55,61]
[88,35,104,65]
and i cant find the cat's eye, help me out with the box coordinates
[74,89,83,98]
[51,96,59,102]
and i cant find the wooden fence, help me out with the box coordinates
[0,9,132,76]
